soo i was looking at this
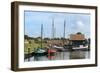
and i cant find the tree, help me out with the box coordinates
[76,32,82,34]
[44,38,50,40]
[24,35,34,40]
[88,38,90,44]
[61,37,65,40]
[24,35,29,39]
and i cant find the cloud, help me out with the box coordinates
[76,21,85,32]
[76,21,84,28]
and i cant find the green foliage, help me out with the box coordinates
[24,39,47,54]
[76,32,82,34]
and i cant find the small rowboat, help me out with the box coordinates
[34,48,47,55]
[47,49,56,53]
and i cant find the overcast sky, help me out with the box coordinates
[24,11,90,38]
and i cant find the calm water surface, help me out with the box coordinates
[25,51,90,62]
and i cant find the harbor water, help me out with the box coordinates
[25,50,90,62]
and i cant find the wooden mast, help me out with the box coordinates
[52,19,54,46]
[63,20,66,45]
[52,19,54,39]
[41,24,43,49]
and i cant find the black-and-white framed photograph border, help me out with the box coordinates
[11,1,97,71]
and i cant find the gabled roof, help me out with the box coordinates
[70,34,85,41]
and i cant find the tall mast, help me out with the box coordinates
[41,24,43,48]
[63,20,66,45]
[52,19,54,39]
[51,19,55,47]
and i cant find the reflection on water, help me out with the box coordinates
[25,51,90,62]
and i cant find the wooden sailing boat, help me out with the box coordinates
[53,20,66,52]
[34,24,46,55]
[47,19,57,55]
